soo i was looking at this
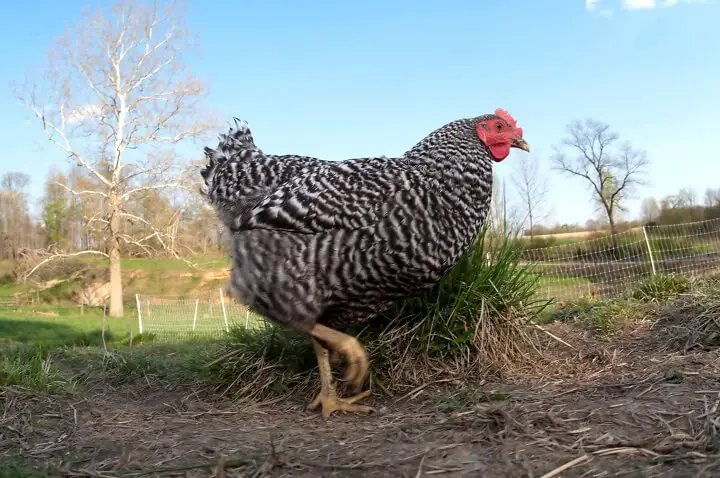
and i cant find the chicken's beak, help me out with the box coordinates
[511,137,530,152]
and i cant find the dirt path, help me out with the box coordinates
[4,354,720,477]
[4,309,720,477]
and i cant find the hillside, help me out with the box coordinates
[0,257,234,307]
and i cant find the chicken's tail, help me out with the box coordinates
[200,118,261,196]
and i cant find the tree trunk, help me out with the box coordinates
[529,210,534,242]
[109,207,124,317]
[607,210,620,260]
[607,214,617,236]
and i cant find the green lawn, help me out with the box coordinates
[0,306,133,347]
[536,275,592,288]
[0,302,269,348]
[84,256,232,270]
[0,280,23,299]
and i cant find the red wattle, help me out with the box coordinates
[489,143,510,162]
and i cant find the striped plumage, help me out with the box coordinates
[201,110,529,418]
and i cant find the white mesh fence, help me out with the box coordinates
[135,218,720,340]
[523,218,720,302]
[135,289,268,342]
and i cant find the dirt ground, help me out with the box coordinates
[3,305,720,477]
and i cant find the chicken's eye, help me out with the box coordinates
[496,122,504,131]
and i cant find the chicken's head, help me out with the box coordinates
[475,109,529,162]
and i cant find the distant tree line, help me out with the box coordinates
[0,167,227,264]
[641,187,720,226]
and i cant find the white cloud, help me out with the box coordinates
[623,0,656,9]
[586,0,615,15]
[624,0,707,9]
[586,0,707,13]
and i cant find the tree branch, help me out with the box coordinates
[54,182,109,198]
[28,106,112,189]
[21,250,109,282]
[122,182,178,200]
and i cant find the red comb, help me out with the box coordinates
[495,108,517,127]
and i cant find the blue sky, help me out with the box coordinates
[1,0,718,226]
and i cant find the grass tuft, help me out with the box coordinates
[0,455,58,478]
[205,325,317,400]
[0,345,78,394]
[632,273,692,302]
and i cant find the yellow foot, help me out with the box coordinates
[307,388,375,420]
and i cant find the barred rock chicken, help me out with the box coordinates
[200,109,529,419]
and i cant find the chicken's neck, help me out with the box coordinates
[404,133,495,210]
[403,128,496,261]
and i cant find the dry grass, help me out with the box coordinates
[2,353,720,477]
[364,304,542,392]
[3,282,720,476]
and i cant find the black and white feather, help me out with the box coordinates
[201,115,497,331]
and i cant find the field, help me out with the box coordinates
[3,224,720,477]
[3,275,720,477]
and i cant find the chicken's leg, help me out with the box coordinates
[308,323,370,389]
[306,333,374,419]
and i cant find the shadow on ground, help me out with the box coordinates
[0,318,106,347]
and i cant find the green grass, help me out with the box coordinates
[0,345,80,394]
[0,306,132,347]
[63,342,221,387]
[540,275,701,334]
[0,340,222,395]
[73,256,232,271]
[0,280,23,299]
[536,274,593,289]
[0,302,236,395]
[542,274,720,340]
[0,455,60,478]
[632,274,692,302]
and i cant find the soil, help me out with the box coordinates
[3,306,720,477]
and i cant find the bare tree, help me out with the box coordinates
[552,119,649,236]
[640,196,660,223]
[0,172,34,260]
[511,155,549,241]
[488,173,522,236]
[17,0,215,317]
[675,187,697,208]
[705,188,720,208]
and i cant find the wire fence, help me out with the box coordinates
[524,217,720,302]
[135,289,267,342]
[135,218,720,340]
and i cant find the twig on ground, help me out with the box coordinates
[539,454,590,478]
[534,324,576,349]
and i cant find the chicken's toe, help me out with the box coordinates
[308,388,374,420]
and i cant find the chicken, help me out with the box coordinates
[200,109,529,419]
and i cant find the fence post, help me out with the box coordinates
[136,294,144,334]
[192,299,199,331]
[642,226,657,276]
[244,307,250,329]
[219,288,229,333]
